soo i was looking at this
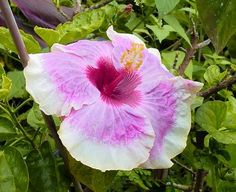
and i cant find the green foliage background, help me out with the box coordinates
[1,0,236,191]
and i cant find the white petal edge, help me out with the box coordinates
[142,77,203,168]
[58,102,155,171]
[148,48,169,72]
[106,26,145,45]
[24,54,73,116]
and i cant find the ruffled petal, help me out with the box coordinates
[51,40,113,67]
[138,49,173,92]
[24,52,100,116]
[148,48,169,72]
[112,47,173,91]
[107,26,144,48]
[107,26,173,92]
[140,77,203,168]
[107,26,144,70]
[58,100,155,171]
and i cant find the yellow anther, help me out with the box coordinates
[120,43,145,70]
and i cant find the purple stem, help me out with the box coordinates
[0,0,28,67]
[0,1,82,191]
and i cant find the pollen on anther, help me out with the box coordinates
[120,43,145,70]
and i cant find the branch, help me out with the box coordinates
[13,97,32,113]
[198,76,236,98]
[0,102,35,148]
[156,169,168,180]
[164,29,191,51]
[196,39,211,49]
[166,182,192,191]
[84,0,113,11]
[178,22,198,76]
[192,130,207,192]
[172,159,195,175]
[42,114,84,192]
[74,0,82,14]
[153,169,168,191]
[178,39,212,76]
[0,0,28,66]
[193,169,207,192]
[0,1,82,191]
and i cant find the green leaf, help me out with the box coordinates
[26,142,70,192]
[2,75,11,90]
[0,75,12,100]
[55,0,76,7]
[0,64,4,76]
[146,24,174,43]
[163,15,190,45]
[218,180,236,192]
[211,131,236,145]
[197,0,236,52]
[69,155,117,192]
[0,27,41,53]
[51,2,119,44]
[0,117,17,141]
[12,140,33,157]
[161,51,193,79]
[207,164,220,192]
[27,104,46,129]
[155,0,180,16]
[34,27,61,47]
[35,2,119,45]
[0,89,9,99]
[7,71,28,99]
[125,14,143,31]
[223,96,236,129]
[134,0,155,6]
[228,34,236,59]
[225,144,236,168]
[0,147,29,192]
[196,101,236,144]
[118,170,151,190]
[196,101,227,130]
[191,96,204,110]
[204,65,227,86]
[57,9,105,44]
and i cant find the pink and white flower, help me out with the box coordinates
[24,26,203,171]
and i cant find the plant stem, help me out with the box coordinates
[193,169,206,192]
[166,182,192,191]
[13,97,32,113]
[9,136,25,146]
[172,159,195,175]
[84,0,113,11]
[42,114,84,192]
[192,129,207,192]
[153,169,168,191]
[164,38,182,51]
[41,113,85,192]
[0,0,28,67]
[74,0,81,14]
[131,7,155,32]
[198,76,236,98]
[0,1,81,191]
[10,110,36,147]
[196,39,211,49]
[0,48,21,62]
[178,21,198,76]
[177,25,211,76]
[0,102,36,148]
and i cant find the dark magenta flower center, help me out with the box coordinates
[87,58,141,106]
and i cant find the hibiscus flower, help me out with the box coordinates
[24,26,203,171]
